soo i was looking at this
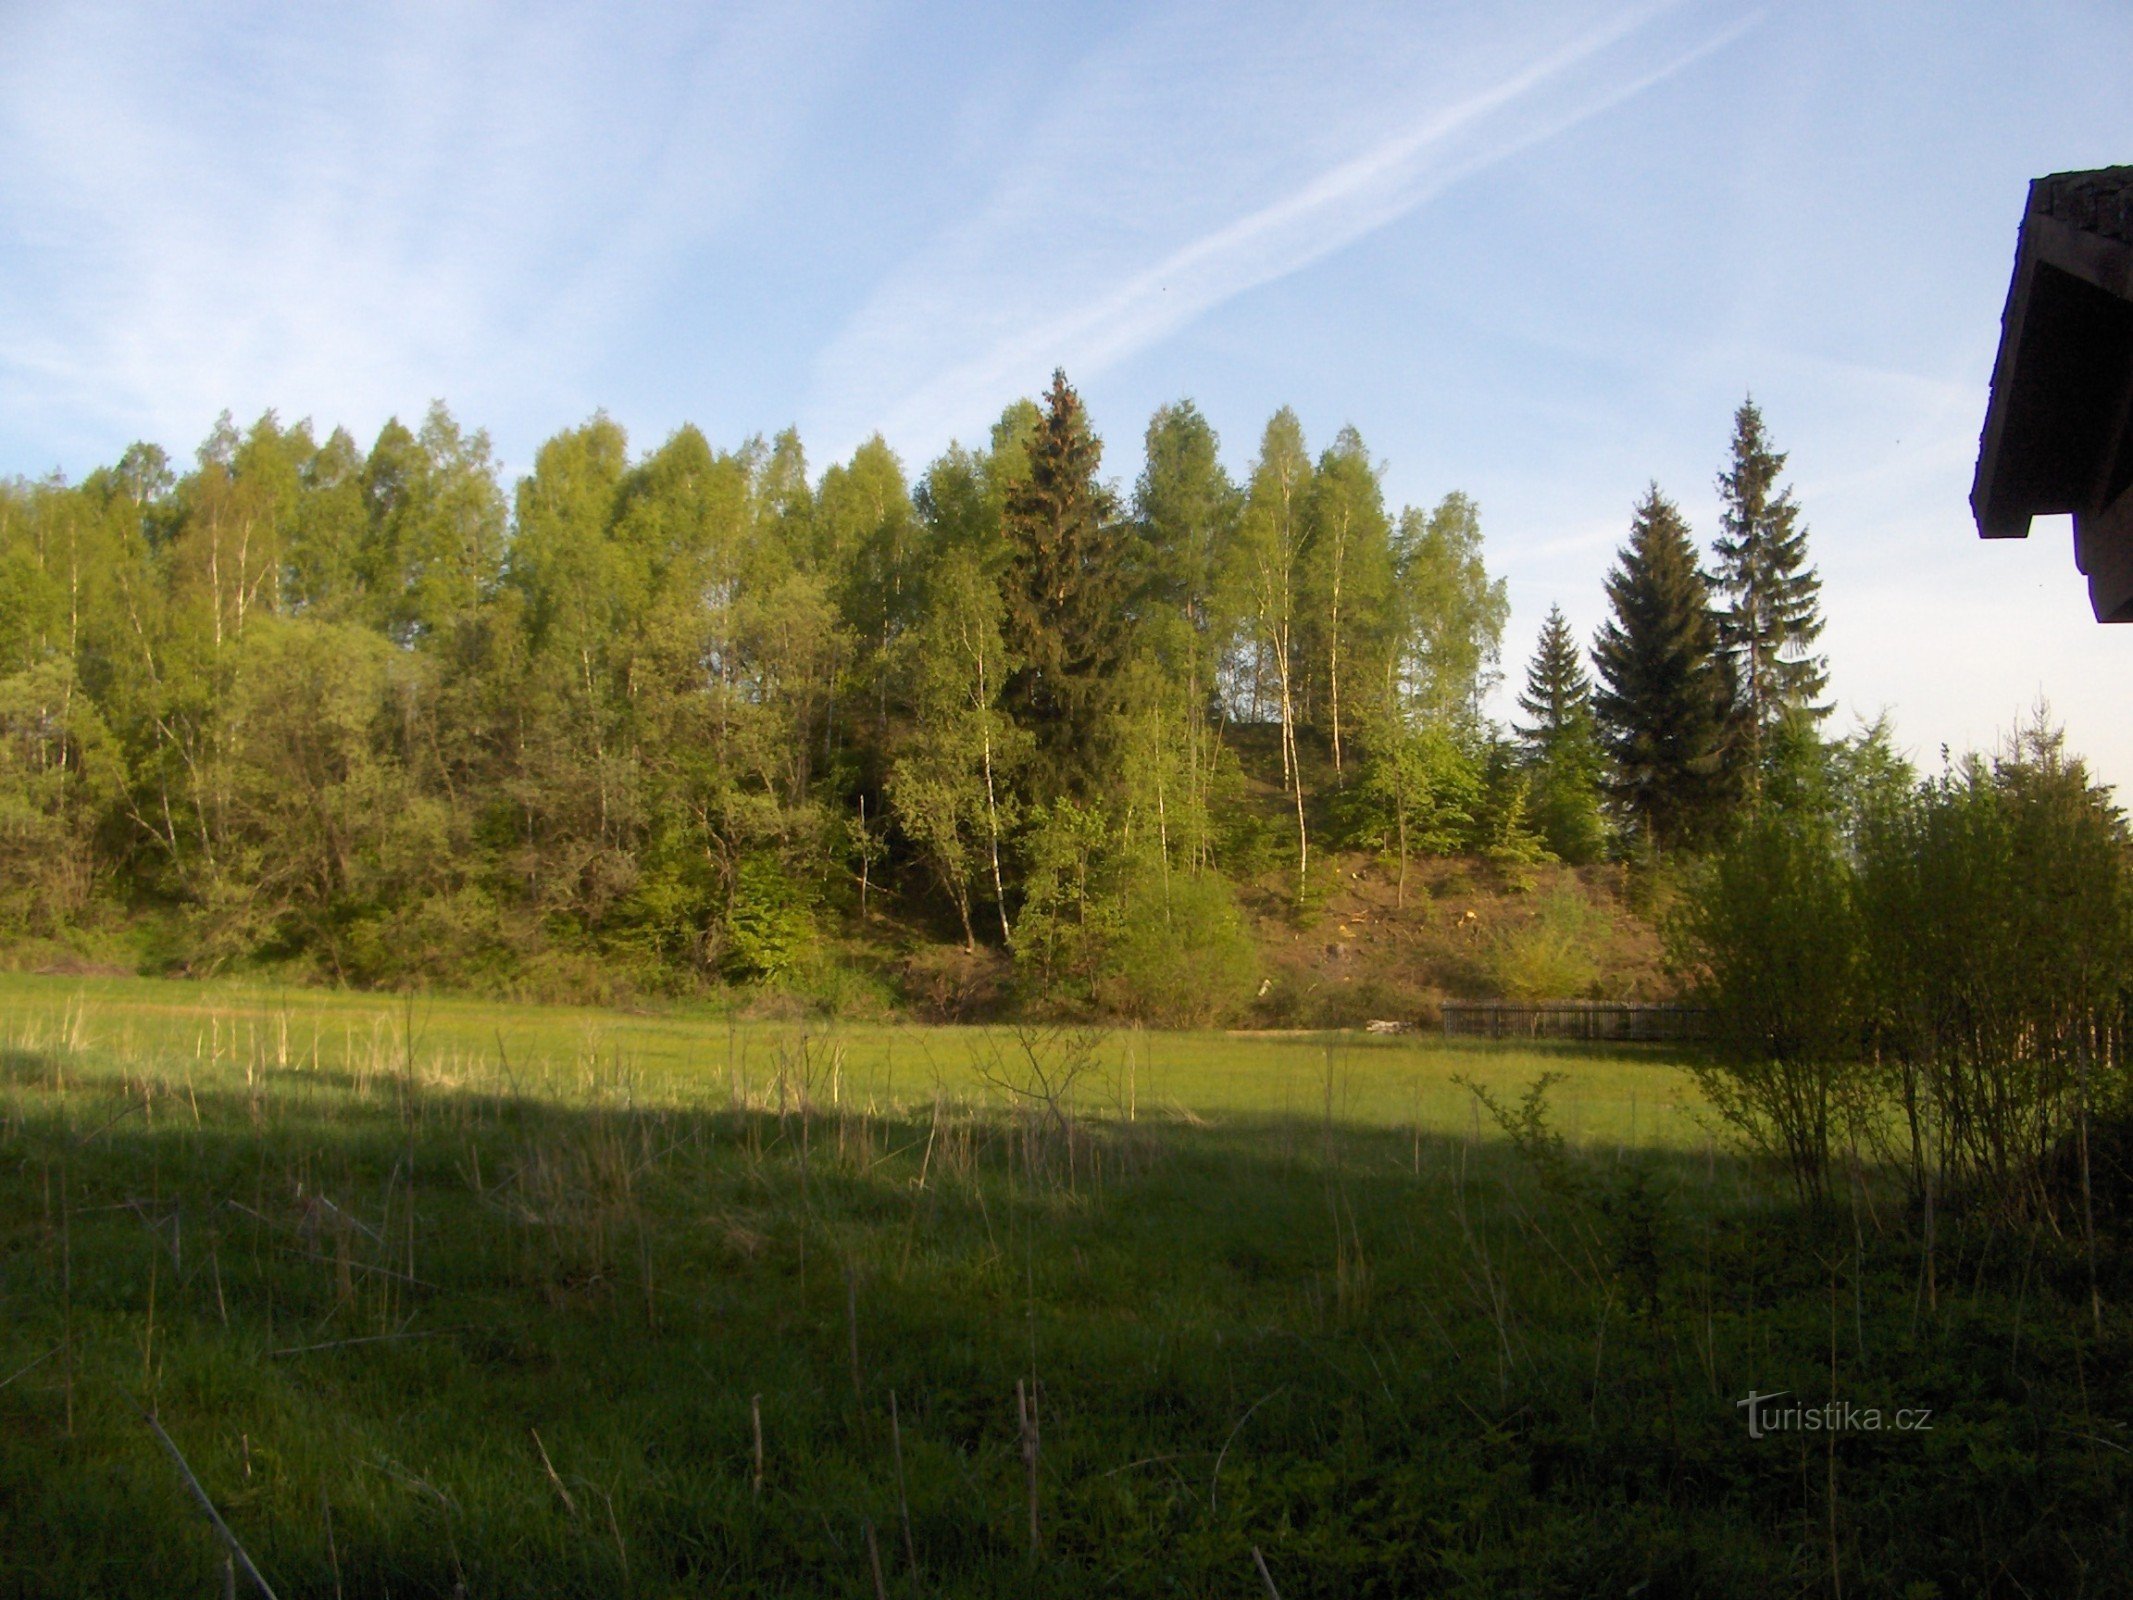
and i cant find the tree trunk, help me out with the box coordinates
[1275,620,1307,904]
[1329,510,1348,778]
[973,643,1011,949]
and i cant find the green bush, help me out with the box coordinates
[720,854,817,983]
[1485,886,1604,1000]
[1094,870,1256,1026]
[1671,810,1864,1205]
[1854,723,2133,1219]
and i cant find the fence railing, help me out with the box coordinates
[1440,1000,1710,1043]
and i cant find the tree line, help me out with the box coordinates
[0,374,1514,1009]
[0,374,2110,1025]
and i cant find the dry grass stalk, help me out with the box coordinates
[846,1265,863,1399]
[0,1345,59,1392]
[321,1486,342,1600]
[267,1327,450,1358]
[1016,1377,1040,1558]
[136,1401,280,1599]
[1211,1388,1282,1513]
[864,1520,888,1600]
[890,1389,918,1583]
[751,1393,764,1501]
[531,1428,579,1519]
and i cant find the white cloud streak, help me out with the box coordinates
[0,0,862,470]
[809,0,1760,455]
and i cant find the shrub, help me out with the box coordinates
[1093,870,1256,1026]
[1854,721,2133,1220]
[1672,810,1864,1206]
[1485,886,1604,1000]
[721,853,817,983]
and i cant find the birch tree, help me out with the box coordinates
[1234,409,1315,901]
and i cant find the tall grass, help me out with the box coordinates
[0,976,2123,1596]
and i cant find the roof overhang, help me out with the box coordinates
[1972,166,2133,621]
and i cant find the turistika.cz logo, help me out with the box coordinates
[1736,1391,1935,1439]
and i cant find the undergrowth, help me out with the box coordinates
[0,1002,2125,1596]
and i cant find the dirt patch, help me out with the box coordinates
[1241,853,1671,1028]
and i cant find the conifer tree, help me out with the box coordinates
[1516,604,1606,863]
[1000,370,1126,792]
[1592,486,1731,851]
[1712,398,1828,788]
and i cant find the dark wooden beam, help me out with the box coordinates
[2077,482,2133,623]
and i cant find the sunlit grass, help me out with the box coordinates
[0,972,1707,1148]
[0,974,2117,1597]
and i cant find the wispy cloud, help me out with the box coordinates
[808,0,1759,456]
[0,0,862,470]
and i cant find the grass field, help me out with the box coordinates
[1,976,2125,1596]
[0,974,1708,1141]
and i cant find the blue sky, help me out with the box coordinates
[4,0,2130,792]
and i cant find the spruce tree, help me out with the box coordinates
[1516,603,1606,863]
[1592,486,1731,851]
[1000,370,1127,792]
[1712,397,1828,788]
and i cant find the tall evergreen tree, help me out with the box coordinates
[1515,604,1606,863]
[1592,486,1731,851]
[999,370,1126,792]
[1712,398,1828,788]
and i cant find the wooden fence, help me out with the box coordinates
[1440,1000,1710,1043]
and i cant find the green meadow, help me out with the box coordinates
[1,976,2123,1596]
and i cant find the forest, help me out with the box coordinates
[0,371,2097,1024]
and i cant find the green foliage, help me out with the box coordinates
[1592,485,1734,852]
[1132,398,1237,655]
[1486,886,1606,999]
[1672,809,1864,1204]
[1825,711,1917,845]
[1009,797,1113,999]
[887,544,1023,948]
[1000,371,1127,793]
[1299,424,1398,767]
[720,852,817,983]
[1473,742,1554,886]
[1392,491,1509,721]
[1204,739,1281,880]
[1516,603,1607,864]
[1712,397,1829,792]
[361,403,508,642]
[1093,869,1256,1026]
[0,660,122,933]
[0,382,1533,1010]
[1853,716,2133,1218]
[1347,714,1482,902]
[606,812,720,976]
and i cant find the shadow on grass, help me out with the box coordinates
[0,1043,2127,1598]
